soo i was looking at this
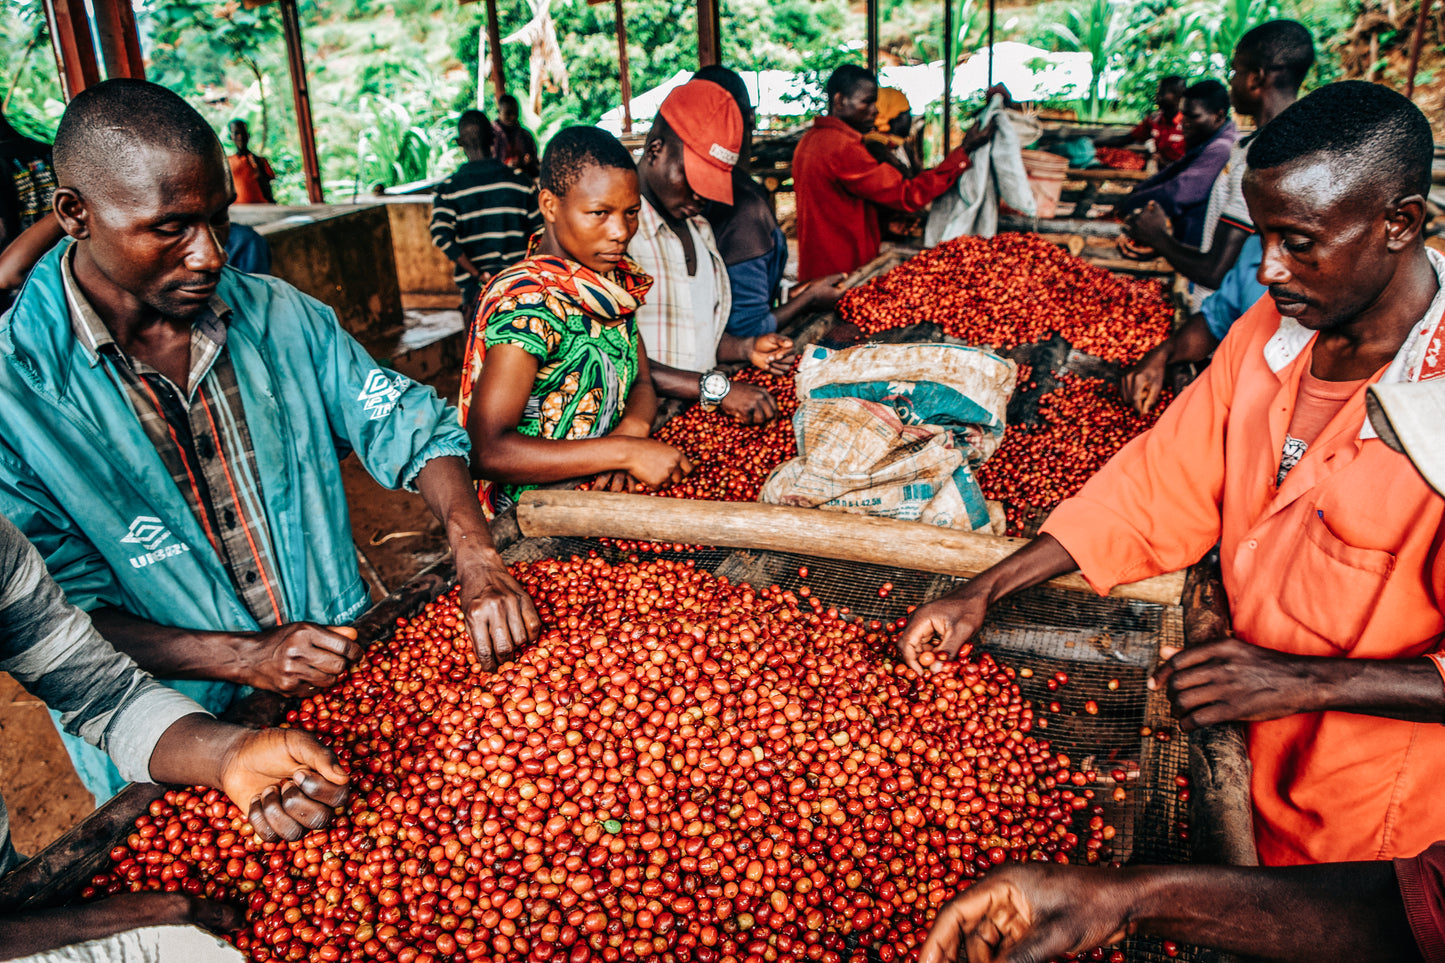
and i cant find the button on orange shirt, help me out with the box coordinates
[1043,271,1445,866]
[229,153,275,204]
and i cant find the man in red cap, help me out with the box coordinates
[631,79,792,425]
[793,64,995,281]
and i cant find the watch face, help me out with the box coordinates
[702,372,730,399]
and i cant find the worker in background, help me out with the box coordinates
[459,126,692,516]
[1096,75,1187,164]
[493,94,540,182]
[793,64,994,281]
[1123,21,1314,306]
[1120,233,1265,414]
[1111,80,1235,246]
[0,510,349,957]
[430,109,540,321]
[0,80,539,804]
[900,83,1445,868]
[0,106,57,259]
[920,369,1445,961]
[226,119,275,205]
[697,65,845,340]
[630,80,787,424]
[864,87,922,177]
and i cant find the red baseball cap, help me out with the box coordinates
[657,79,743,205]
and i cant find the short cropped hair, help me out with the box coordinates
[1248,80,1433,200]
[498,93,520,111]
[458,109,494,153]
[694,65,753,118]
[54,79,220,190]
[540,125,635,197]
[1183,79,1231,116]
[1236,20,1316,91]
[825,64,876,103]
[1159,75,1186,94]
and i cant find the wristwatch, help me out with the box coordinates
[699,369,732,412]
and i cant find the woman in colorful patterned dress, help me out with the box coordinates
[459,126,694,516]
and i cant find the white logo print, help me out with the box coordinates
[121,516,191,569]
[121,516,171,551]
[358,369,406,420]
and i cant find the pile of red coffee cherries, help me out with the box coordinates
[86,555,1121,963]
[837,234,1173,365]
[977,375,1172,535]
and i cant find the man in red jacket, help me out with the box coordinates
[793,65,994,281]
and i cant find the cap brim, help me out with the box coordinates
[681,143,733,205]
[1367,380,1445,497]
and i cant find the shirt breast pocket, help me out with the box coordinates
[1275,512,1396,652]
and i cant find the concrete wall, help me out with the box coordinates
[231,203,402,340]
[377,198,461,310]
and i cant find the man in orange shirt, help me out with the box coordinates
[899,81,1445,867]
[227,119,275,204]
[792,65,994,282]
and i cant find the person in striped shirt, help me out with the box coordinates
[0,511,349,955]
[430,110,541,321]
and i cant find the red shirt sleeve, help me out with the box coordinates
[828,137,967,213]
[1397,841,1445,963]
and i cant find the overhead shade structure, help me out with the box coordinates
[42,0,103,98]
[697,0,721,66]
[275,0,324,203]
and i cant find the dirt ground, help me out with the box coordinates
[0,373,462,860]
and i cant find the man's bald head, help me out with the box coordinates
[1248,80,1432,203]
[53,79,224,198]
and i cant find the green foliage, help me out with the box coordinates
[1046,0,1133,119]
[0,0,65,140]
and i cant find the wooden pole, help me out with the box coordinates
[615,0,633,134]
[697,0,721,67]
[90,0,146,81]
[941,0,953,153]
[986,0,995,88]
[41,0,101,99]
[866,0,879,75]
[484,0,507,106]
[1406,0,1435,99]
[516,491,1187,606]
[279,0,324,203]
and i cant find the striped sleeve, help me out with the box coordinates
[429,176,461,258]
[0,515,206,783]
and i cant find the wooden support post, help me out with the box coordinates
[42,0,101,99]
[866,0,879,75]
[1406,0,1435,99]
[986,0,995,88]
[91,0,146,80]
[696,0,721,67]
[484,0,507,107]
[279,0,324,203]
[941,0,953,153]
[615,0,633,133]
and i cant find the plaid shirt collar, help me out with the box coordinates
[60,245,232,392]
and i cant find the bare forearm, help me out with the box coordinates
[650,362,702,401]
[971,533,1079,604]
[1122,862,1418,962]
[1310,657,1445,723]
[0,214,65,290]
[470,433,644,485]
[89,608,253,683]
[413,455,500,549]
[1152,226,1245,289]
[716,335,752,364]
[772,293,820,328]
[0,896,195,960]
[147,713,245,788]
[1166,312,1221,365]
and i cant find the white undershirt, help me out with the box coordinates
[687,222,719,371]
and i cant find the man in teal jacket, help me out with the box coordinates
[0,79,540,802]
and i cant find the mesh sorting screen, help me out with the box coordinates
[500,535,1201,963]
